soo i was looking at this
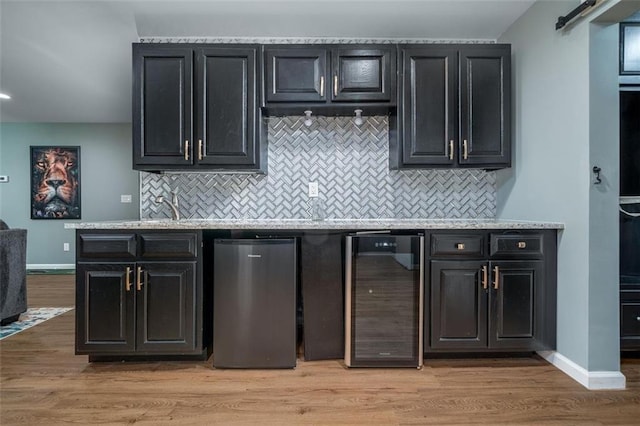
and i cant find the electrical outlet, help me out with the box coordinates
[63,243,70,252]
[120,194,132,203]
[308,181,319,198]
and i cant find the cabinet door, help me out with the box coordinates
[331,47,395,102]
[133,45,193,168]
[300,232,345,360]
[265,47,328,102]
[196,46,259,167]
[135,262,197,353]
[76,263,135,354]
[620,291,640,350]
[489,260,541,349]
[459,45,511,167]
[400,46,457,166]
[430,260,487,350]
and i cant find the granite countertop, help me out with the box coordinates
[65,218,564,230]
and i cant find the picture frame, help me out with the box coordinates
[30,146,81,219]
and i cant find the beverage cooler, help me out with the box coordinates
[345,233,424,368]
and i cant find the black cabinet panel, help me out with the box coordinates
[197,47,258,166]
[78,234,137,259]
[76,263,135,354]
[394,44,510,169]
[621,291,640,350]
[459,47,510,166]
[426,230,555,353]
[431,260,486,349]
[75,230,205,359]
[431,233,484,257]
[264,45,395,110]
[400,47,457,166]
[133,43,264,172]
[332,48,394,102]
[133,46,193,167]
[490,233,544,259]
[300,232,345,360]
[136,262,196,352]
[139,232,198,258]
[265,47,327,103]
[490,261,541,349]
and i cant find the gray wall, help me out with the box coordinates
[497,0,623,372]
[0,123,139,266]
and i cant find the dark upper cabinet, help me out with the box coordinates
[133,46,193,167]
[196,47,261,168]
[133,43,265,172]
[264,45,396,111]
[393,44,511,169]
[265,47,328,103]
[331,47,394,102]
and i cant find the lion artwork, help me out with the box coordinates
[31,147,80,219]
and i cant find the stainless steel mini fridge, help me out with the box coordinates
[213,238,297,368]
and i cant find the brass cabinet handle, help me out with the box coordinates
[481,265,488,290]
[136,266,143,291]
[463,139,468,160]
[333,74,338,97]
[449,140,454,160]
[319,76,325,97]
[125,267,132,292]
[184,140,190,161]
[493,266,500,290]
[198,139,203,160]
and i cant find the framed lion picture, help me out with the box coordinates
[30,146,81,219]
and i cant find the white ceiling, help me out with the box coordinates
[0,0,539,123]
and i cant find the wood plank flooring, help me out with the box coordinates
[1,275,639,425]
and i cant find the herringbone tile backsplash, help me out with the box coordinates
[140,116,496,219]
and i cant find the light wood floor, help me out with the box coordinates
[1,275,639,425]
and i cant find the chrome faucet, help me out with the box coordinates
[155,190,180,220]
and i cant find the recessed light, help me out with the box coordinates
[0,93,11,100]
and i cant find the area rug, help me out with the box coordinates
[0,307,73,340]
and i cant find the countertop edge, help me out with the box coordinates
[64,219,565,230]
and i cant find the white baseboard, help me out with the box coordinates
[27,264,75,270]
[538,350,626,390]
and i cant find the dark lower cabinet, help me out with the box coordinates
[430,260,486,350]
[300,231,345,360]
[75,230,207,360]
[76,263,135,353]
[621,290,640,350]
[427,231,555,353]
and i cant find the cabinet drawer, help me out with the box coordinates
[490,234,543,258]
[430,234,484,257]
[139,233,198,258]
[78,234,137,258]
[621,301,640,338]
